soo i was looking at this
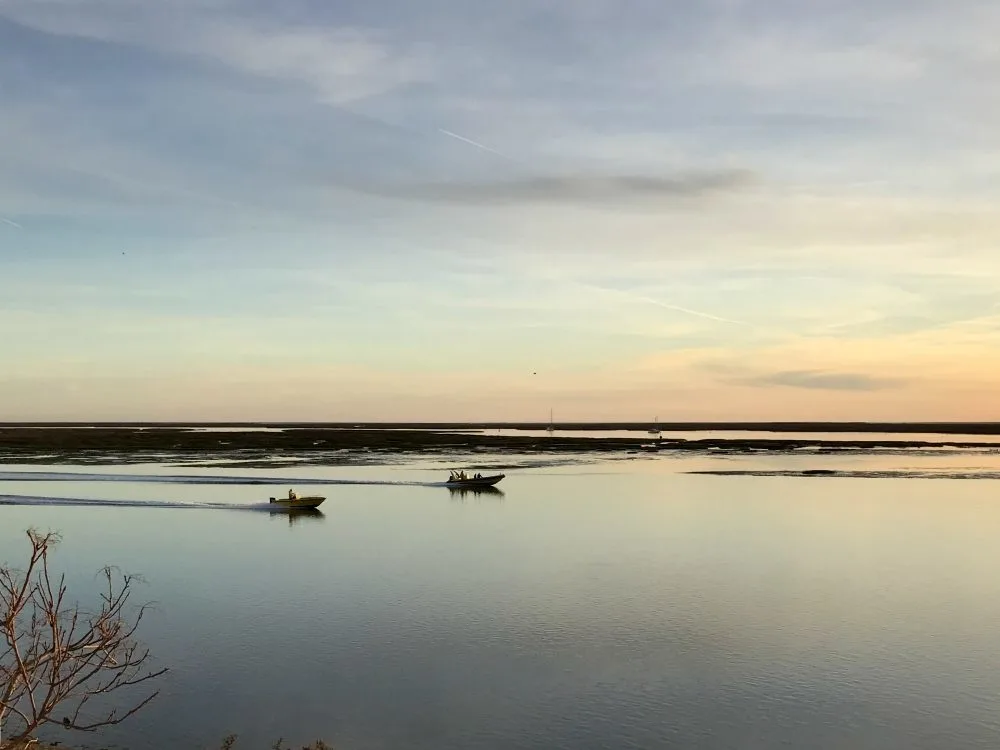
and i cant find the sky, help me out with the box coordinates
[2,0,1000,421]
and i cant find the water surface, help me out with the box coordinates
[1,452,999,749]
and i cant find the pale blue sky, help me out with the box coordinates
[2,0,1000,420]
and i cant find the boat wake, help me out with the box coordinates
[0,493,292,511]
[0,470,448,488]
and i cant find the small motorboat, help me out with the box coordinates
[445,472,505,488]
[268,493,326,509]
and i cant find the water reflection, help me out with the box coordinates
[447,485,505,501]
[268,508,326,526]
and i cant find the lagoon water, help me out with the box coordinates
[2,450,1000,749]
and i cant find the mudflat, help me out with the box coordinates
[1,423,999,464]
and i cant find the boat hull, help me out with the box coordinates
[268,496,326,509]
[445,474,505,488]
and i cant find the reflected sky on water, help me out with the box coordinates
[2,451,1000,749]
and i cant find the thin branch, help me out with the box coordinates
[1,530,166,747]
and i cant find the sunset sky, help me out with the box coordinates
[2,0,999,421]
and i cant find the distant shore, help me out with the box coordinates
[4,421,1000,433]
[1,424,999,464]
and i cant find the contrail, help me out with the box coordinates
[432,251,751,328]
[576,281,749,326]
[630,293,747,325]
[0,217,22,228]
[438,128,515,161]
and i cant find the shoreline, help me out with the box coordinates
[1,426,999,464]
[4,421,1000,434]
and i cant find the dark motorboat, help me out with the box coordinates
[445,472,505,488]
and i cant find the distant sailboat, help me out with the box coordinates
[547,408,555,433]
[647,416,661,436]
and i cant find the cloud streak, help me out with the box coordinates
[356,169,755,205]
[736,369,906,392]
[0,5,431,104]
[0,216,22,228]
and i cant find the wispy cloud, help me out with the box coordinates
[196,24,432,104]
[735,369,907,392]
[356,169,755,205]
[0,3,431,104]
[0,216,22,228]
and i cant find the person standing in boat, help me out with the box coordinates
[288,488,297,500]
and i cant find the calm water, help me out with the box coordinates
[20,425,1000,444]
[457,428,1000,443]
[2,452,1000,749]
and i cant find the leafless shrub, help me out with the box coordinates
[0,529,167,749]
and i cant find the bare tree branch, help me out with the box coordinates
[0,529,167,749]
